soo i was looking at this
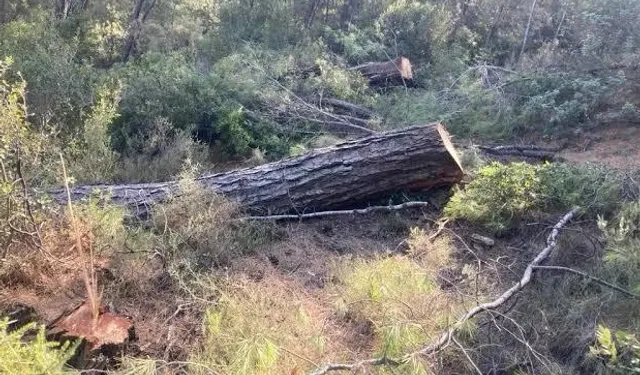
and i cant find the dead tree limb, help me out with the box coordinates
[238,201,430,221]
[309,208,579,375]
[479,144,560,162]
[416,208,579,356]
[532,265,640,299]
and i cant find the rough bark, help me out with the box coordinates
[349,57,414,87]
[48,123,463,216]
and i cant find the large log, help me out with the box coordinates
[49,123,463,216]
[349,57,414,87]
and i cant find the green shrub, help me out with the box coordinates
[538,163,622,215]
[589,325,640,373]
[0,18,98,134]
[445,162,623,233]
[445,162,543,232]
[0,319,78,375]
[67,84,120,183]
[598,201,640,291]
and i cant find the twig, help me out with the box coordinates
[237,201,429,221]
[308,208,579,374]
[309,357,395,375]
[416,208,579,357]
[452,336,482,375]
[532,265,640,299]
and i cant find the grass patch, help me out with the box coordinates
[332,230,462,368]
[190,275,345,375]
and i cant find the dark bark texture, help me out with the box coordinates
[49,123,463,216]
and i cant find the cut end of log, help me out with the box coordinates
[396,57,413,81]
[436,123,463,173]
[48,301,135,357]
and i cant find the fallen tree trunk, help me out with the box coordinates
[49,123,463,216]
[319,98,375,119]
[349,56,414,87]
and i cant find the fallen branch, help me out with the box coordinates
[238,201,430,221]
[310,358,396,375]
[532,265,640,299]
[308,208,579,374]
[479,144,560,161]
[417,207,579,356]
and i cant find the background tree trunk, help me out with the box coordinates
[49,123,463,216]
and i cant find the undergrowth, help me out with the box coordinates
[331,231,469,373]
[189,275,342,375]
[0,319,78,375]
[445,162,623,233]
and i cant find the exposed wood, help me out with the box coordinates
[47,301,135,367]
[238,201,430,221]
[310,208,579,375]
[349,57,414,87]
[48,124,463,216]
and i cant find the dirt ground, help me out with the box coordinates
[560,124,640,170]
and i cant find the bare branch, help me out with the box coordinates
[532,265,640,299]
[308,208,580,374]
[237,201,430,221]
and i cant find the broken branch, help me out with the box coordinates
[237,201,430,221]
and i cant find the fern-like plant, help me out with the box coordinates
[0,318,78,374]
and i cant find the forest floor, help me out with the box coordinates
[1,124,637,374]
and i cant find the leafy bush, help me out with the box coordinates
[445,162,622,233]
[0,319,78,374]
[67,84,120,183]
[445,162,543,232]
[116,117,208,183]
[590,325,640,373]
[0,18,98,134]
[598,201,640,291]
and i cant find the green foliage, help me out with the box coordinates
[446,162,622,232]
[0,18,98,133]
[445,162,543,232]
[590,325,640,373]
[599,201,640,292]
[67,84,120,183]
[0,58,58,247]
[537,162,622,215]
[376,0,452,63]
[334,239,457,359]
[0,319,78,375]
